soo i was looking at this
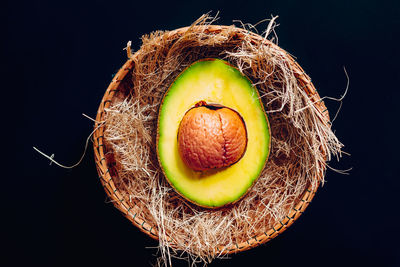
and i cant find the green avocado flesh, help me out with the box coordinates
[157,59,270,208]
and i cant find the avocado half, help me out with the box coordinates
[157,59,271,208]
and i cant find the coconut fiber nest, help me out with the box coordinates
[93,15,342,265]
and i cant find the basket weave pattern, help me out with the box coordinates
[93,25,329,254]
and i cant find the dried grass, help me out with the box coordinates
[102,14,343,266]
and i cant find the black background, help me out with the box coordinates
[4,0,400,266]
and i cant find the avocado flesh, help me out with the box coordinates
[157,59,270,208]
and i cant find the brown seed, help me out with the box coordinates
[177,104,247,171]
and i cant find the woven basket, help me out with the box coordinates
[93,25,330,254]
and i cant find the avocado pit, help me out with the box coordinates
[177,102,247,171]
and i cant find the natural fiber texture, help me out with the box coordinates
[93,15,342,265]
